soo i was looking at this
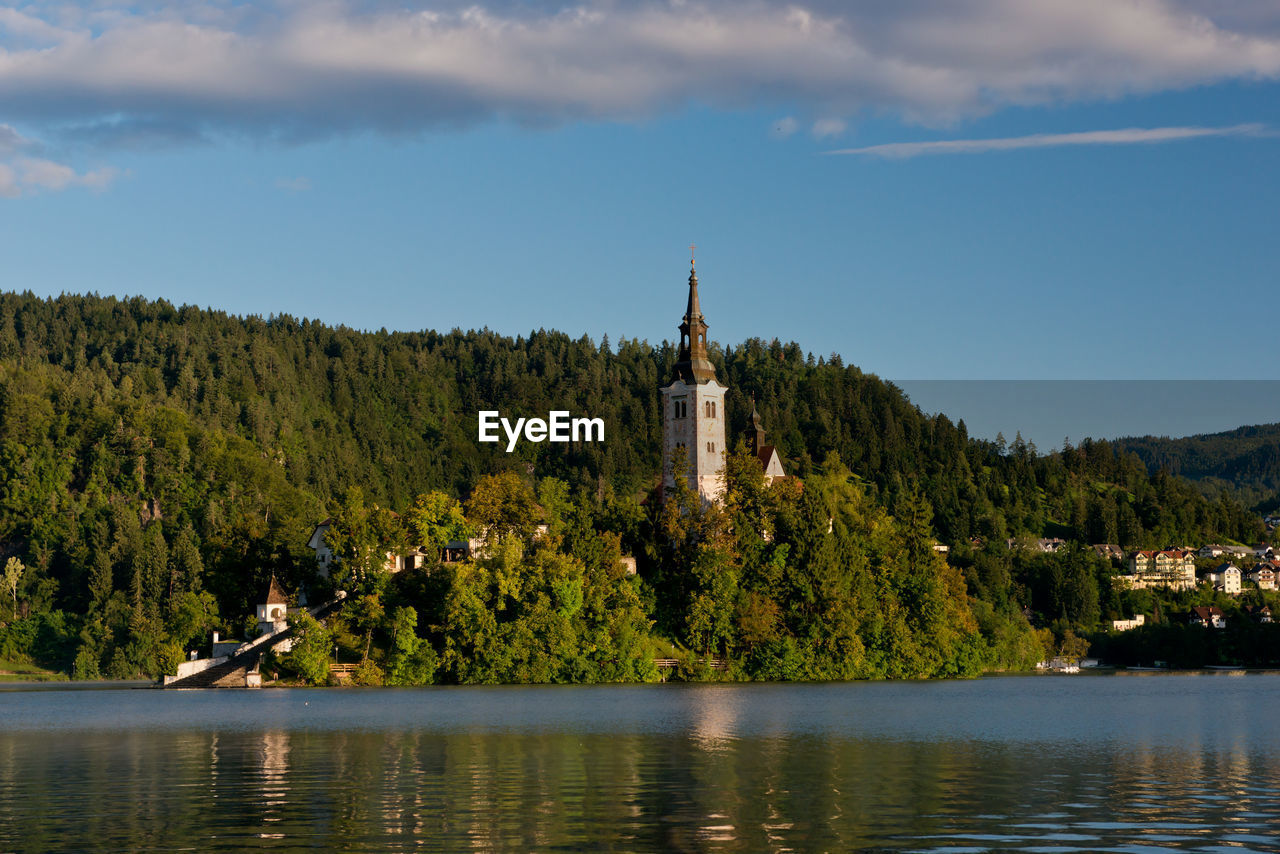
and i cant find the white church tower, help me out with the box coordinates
[257,576,291,643]
[661,251,727,502]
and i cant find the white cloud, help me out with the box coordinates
[17,157,80,191]
[771,116,798,138]
[826,123,1268,158]
[812,118,846,139]
[275,176,312,192]
[0,124,123,198]
[0,163,18,199]
[0,2,1278,143]
[0,126,121,198]
[0,124,30,156]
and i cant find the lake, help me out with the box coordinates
[3,674,1279,852]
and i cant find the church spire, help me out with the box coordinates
[673,251,717,384]
[745,397,766,455]
[685,262,703,326]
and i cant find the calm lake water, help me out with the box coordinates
[3,675,1280,852]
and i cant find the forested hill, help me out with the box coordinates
[0,289,1261,581]
[1114,424,1280,509]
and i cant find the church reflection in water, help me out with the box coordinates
[8,699,1280,853]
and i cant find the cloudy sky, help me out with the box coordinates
[1,0,1278,382]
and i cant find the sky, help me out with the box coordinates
[1,0,1279,398]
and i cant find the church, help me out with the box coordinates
[660,254,784,502]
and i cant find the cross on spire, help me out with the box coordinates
[689,242,696,266]
[672,249,715,384]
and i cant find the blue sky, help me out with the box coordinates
[2,1,1279,388]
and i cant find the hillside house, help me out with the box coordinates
[1198,544,1253,560]
[1190,606,1226,629]
[307,519,428,578]
[1203,563,1242,595]
[308,519,552,575]
[1248,562,1277,591]
[1124,549,1196,591]
[1112,614,1145,631]
[1093,544,1125,562]
[1007,537,1068,553]
[1245,604,1273,623]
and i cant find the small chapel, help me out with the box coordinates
[660,253,784,502]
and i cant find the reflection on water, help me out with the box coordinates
[2,677,1280,851]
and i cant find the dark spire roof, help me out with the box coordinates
[263,576,288,606]
[672,258,718,384]
[745,397,767,454]
[685,263,704,326]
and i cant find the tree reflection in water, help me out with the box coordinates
[3,680,1280,852]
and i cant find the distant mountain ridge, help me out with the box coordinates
[1114,423,1280,508]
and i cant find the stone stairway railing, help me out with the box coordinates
[653,657,728,671]
[162,591,347,689]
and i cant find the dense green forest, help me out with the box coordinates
[1114,423,1280,509]
[0,290,1268,682]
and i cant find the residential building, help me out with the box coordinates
[309,520,560,575]
[306,519,336,574]
[1007,537,1068,553]
[1247,562,1277,591]
[1198,544,1252,560]
[1093,544,1124,562]
[1123,549,1197,590]
[1190,606,1226,629]
[1244,604,1273,624]
[306,519,418,578]
[1203,563,1242,595]
[1112,614,1145,631]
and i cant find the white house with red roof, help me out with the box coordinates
[1123,549,1196,591]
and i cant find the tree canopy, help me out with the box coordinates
[0,289,1267,681]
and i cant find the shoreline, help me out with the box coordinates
[8,667,1280,691]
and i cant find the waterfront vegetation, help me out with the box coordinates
[0,655,64,682]
[0,291,1276,683]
